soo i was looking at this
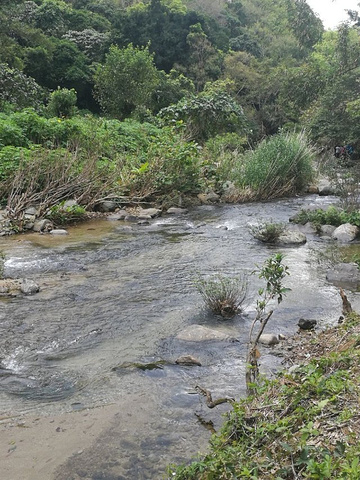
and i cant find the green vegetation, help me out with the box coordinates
[247,253,290,391]
[250,221,286,243]
[169,312,360,479]
[194,272,248,318]
[292,206,360,229]
[45,202,87,225]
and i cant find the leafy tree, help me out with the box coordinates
[185,23,223,91]
[0,63,46,111]
[159,80,248,142]
[151,69,195,113]
[93,44,160,118]
[62,28,110,61]
[111,0,206,72]
[47,87,78,118]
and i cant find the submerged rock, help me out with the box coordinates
[175,355,202,366]
[20,279,40,295]
[326,263,360,289]
[176,325,238,342]
[167,207,189,215]
[298,318,317,330]
[50,229,68,235]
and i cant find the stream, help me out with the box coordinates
[0,194,358,479]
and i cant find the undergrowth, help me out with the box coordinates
[169,313,360,479]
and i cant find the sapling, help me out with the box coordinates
[246,253,290,393]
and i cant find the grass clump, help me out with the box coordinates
[250,221,286,243]
[237,131,314,200]
[169,312,360,479]
[194,272,248,318]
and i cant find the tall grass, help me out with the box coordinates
[237,131,315,200]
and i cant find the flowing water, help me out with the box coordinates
[0,195,356,479]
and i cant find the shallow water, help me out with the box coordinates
[0,195,354,478]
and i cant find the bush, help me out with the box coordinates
[123,125,202,198]
[250,221,285,243]
[47,87,78,118]
[194,272,248,318]
[46,202,87,225]
[237,131,314,200]
[292,206,360,228]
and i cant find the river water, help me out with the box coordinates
[0,195,355,479]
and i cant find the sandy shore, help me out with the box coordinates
[0,404,119,480]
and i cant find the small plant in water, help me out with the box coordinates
[194,272,248,318]
[250,221,285,243]
[246,253,290,392]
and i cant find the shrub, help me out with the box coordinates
[250,221,285,243]
[237,131,314,200]
[47,87,78,118]
[194,272,248,318]
[292,206,360,228]
[46,202,87,225]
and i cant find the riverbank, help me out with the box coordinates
[170,309,360,479]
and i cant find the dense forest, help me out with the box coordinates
[0,0,360,225]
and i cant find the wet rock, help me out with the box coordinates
[197,191,220,204]
[277,230,307,245]
[318,178,336,196]
[298,318,317,330]
[63,199,78,209]
[50,229,68,235]
[176,325,237,342]
[95,200,117,212]
[259,333,280,345]
[307,184,319,194]
[33,219,54,232]
[20,279,40,295]
[332,223,359,243]
[137,219,150,225]
[167,207,188,215]
[320,224,336,236]
[326,262,360,289]
[175,355,202,366]
[138,208,161,218]
[107,210,128,220]
[124,214,138,222]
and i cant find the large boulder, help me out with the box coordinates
[332,223,359,243]
[176,325,238,342]
[326,262,360,289]
[277,230,307,246]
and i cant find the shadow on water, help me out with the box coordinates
[0,196,353,478]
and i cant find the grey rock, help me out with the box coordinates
[24,206,38,216]
[259,333,280,345]
[138,208,161,218]
[50,229,68,235]
[277,230,307,245]
[197,192,220,204]
[33,219,54,232]
[332,223,359,243]
[298,318,317,330]
[320,224,336,236]
[176,325,237,342]
[107,210,128,221]
[326,262,360,288]
[96,200,117,213]
[167,207,189,215]
[63,200,78,209]
[175,355,202,366]
[20,279,40,295]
